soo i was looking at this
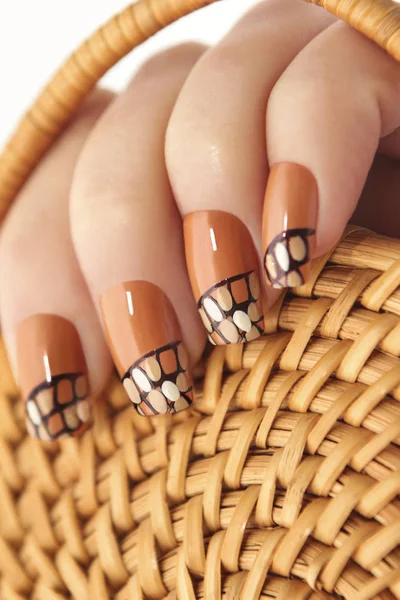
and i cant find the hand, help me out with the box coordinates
[2,0,400,440]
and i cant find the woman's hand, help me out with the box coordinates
[3,0,400,440]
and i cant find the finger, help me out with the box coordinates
[263,21,400,288]
[71,45,205,417]
[0,90,114,441]
[166,0,335,341]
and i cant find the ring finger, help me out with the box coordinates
[71,45,206,417]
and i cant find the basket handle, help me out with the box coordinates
[1,0,400,224]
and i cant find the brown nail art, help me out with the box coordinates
[263,163,318,289]
[184,211,264,346]
[17,315,91,441]
[101,281,193,416]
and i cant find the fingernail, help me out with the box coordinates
[184,210,264,345]
[263,163,318,288]
[17,315,91,441]
[101,281,193,416]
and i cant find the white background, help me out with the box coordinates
[0,1,258,149]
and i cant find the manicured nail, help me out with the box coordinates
[101,281,193,416]
[17,315,91,441]
[263,163,318,288]
[184,210,264,346]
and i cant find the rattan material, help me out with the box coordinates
[0,228,399,599]
[1,1,400,599]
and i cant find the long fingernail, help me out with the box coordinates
[101,281,193,416]
[184,211,264,346]
[17,315,91,441]
[263,163,318,288]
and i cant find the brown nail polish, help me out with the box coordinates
[17,315,91,441]
[263,163,318,288]
[101,281,193,416]
[184,210,264,346]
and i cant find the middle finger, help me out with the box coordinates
[166,0,335,342]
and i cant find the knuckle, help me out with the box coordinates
[130,42,206,85]
[165,50,235,179]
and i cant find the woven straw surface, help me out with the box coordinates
[0,227,399,599]
[1,1,400,599]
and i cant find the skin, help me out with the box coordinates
[1,0,400,399]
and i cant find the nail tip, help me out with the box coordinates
[200,271,264,345]
[266,265,310,289]
[263,227,315,289]
[122,340,193,417]
[26,417,91,442]
[265,268,308,289]
[25,379,92,442]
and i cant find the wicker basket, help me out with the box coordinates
[1,1,400,599]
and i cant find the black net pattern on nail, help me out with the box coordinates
[264,228,315,288]
[25,372,90,441]
[198,271,264,345]
[122,341,193,416]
